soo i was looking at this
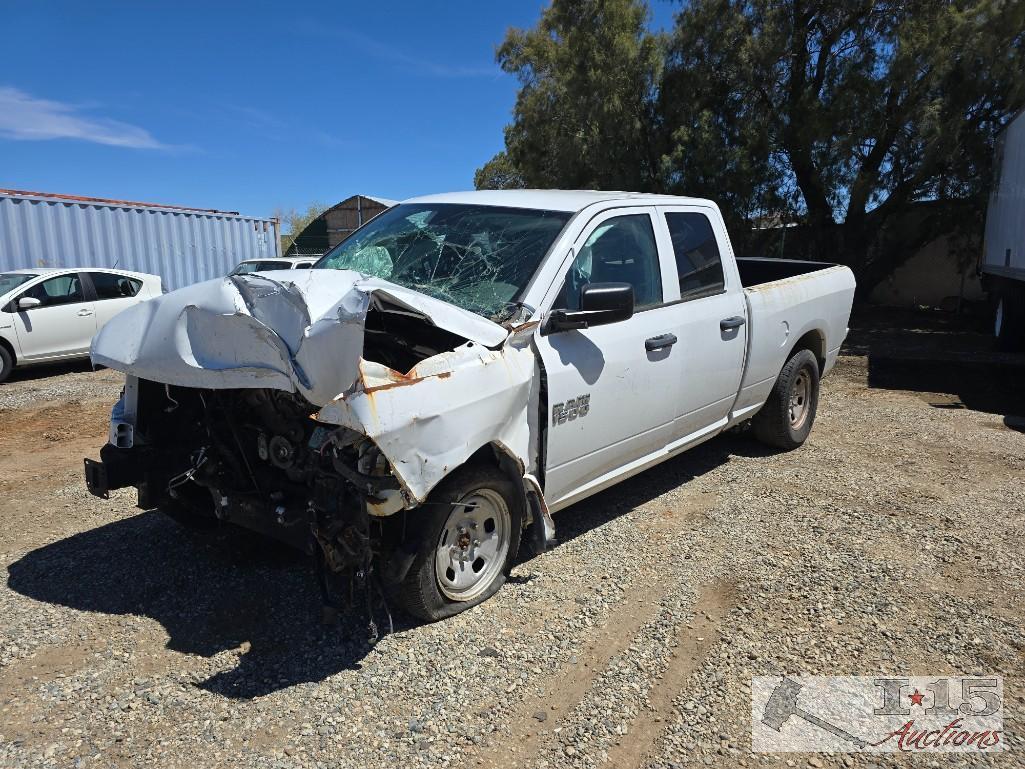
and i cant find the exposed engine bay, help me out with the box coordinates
[92,378,413,639]
[83,264,559,637]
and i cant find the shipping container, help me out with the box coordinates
[981,109,1025,350]
[0,189,280,291]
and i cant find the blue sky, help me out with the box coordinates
[1,1,678,218]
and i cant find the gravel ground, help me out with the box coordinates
[0,313,1022,769]
[0,362,122,411]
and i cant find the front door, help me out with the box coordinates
[535,208,682,507]
[13,273,97,360]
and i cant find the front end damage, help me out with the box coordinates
[84,271,553,638]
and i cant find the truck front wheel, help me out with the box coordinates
[394,465,522,622]
[752,349,820,450]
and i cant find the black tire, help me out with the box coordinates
[0,344,13,384]
[393,464,523,622]
[994,290,1025,352]
[752,348,820,450]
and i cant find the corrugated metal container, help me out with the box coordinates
[983,109,1025,281]
[0,189,280,290]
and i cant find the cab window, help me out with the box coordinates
[555,214,662,310]
[664,212,725,300]
[21,274,85,307]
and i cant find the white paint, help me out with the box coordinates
[94,192,856,531]
[0,267,160,372]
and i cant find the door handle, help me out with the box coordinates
[77,309,94,317]
[720,316,746,330]
[645,333,678,351]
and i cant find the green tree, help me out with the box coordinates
[485,0,664,191]
[668,0,1025,289]
[474,151,526,189]
[481,0,1025,292]
[274,202,328,255]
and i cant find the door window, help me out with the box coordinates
[89,272,142,300]
[555,214,662,310]
[664,212,725,300]
[21,274,85,307]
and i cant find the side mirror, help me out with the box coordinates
[18,296,42,310]
[546,282,634,333]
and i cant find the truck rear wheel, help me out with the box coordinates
[752,349,820,450]
[394,465,522,622]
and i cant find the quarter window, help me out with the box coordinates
[89,272,142,300]
[664,212,725,300]
[555,214,662,310]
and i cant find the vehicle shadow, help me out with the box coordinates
[538,430,768,551]
[843,305,1025,418]
[6,514,374,699]
[2,358,97,383]
[6,431,763,700]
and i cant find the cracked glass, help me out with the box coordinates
[314,204,571,322]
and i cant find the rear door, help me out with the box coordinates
[11,273,97,360]
[655,206,747,439]
[84,271,146,331]
[535,207,683,507]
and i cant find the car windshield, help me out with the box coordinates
[0,273,38,295]
[231,261,287,275]
[314,203,571,321]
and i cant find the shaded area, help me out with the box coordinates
[547,430,773,551]
[3,358,96,384]
[7,515,373,699]
[844,306,1025,418]
[7,430,761,699]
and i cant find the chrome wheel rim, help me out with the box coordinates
[789,369,811,430]
[435,488,511,602]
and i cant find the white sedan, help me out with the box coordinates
[0,268,162,382]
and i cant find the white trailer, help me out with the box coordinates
[982,110,1025,350]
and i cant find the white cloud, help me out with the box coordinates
[0,86,169,149]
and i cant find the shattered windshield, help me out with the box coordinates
[314,204,571,321]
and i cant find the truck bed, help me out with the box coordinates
[736,257,834,288]
[729,258,857,424]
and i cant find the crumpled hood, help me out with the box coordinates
[91,269,509,406]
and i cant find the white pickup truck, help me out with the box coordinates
[84,191,854,631]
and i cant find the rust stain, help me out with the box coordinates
[364,378,424,394]
[0,188,244,216]
[362,370,452,394]
[507,319,541,333]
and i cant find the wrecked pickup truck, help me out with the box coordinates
[84,190,855,632]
